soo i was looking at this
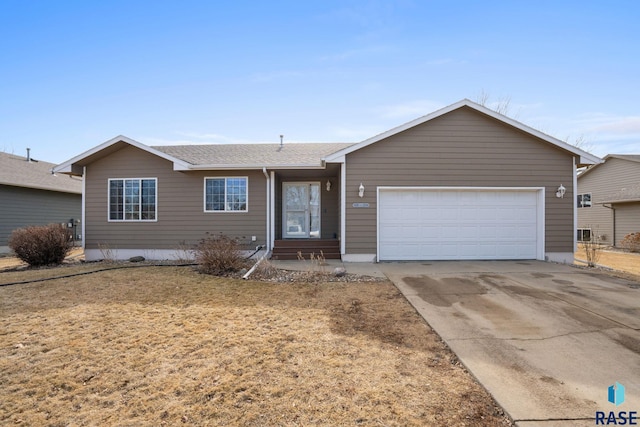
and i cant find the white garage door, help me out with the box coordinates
[378,188,542,261]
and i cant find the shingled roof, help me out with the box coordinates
[153,143,355,168]
[0,151,82,194]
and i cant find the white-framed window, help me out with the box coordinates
[577,193,592,208]
[109,178,157,221]
[204,177,248,212]
[577,228,592,242]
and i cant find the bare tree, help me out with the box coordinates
[475,90,519,119]
[564,134,595,153]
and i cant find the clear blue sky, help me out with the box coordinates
[1,0,638,163]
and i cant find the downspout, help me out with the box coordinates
[82,166,86,250]
[573,157,578,255]
[602,203,615,246]
[270,171,275,247]
[262,167,270,252]
[340,162,346,256]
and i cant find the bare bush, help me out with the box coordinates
[195,235,247,275]
[8,223,73,267]
[621,232,640,253]
[581,231,603,267]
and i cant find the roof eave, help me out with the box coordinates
[184,163,327,171]
[53,135,192,175]
[598,198,640,205]
[0,181,82,194]
[324,99,604,166]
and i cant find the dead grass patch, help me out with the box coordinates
[575,245,640,278]
[0,266,511,426]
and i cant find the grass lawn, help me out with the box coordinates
[0,264,510,426]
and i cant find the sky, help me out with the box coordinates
[1,0,639,164]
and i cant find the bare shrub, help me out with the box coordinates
[621,232,640,253]
[8,223,73,267]
[581,231,603,267]
[173,241,195,263]
[195,235,246,275]
[97,242,116,263]
[296,251,329,279]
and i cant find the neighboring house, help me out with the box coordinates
[54,99,601,263]
[0,151,82,253]
[577,154,640,246]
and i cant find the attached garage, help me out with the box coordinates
[377,187,545,261]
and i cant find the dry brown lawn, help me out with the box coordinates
[0,264,510,426]
[575,245,640,277]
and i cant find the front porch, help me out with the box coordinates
[268,164,342,260]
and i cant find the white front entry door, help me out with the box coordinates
[283,182,321,239]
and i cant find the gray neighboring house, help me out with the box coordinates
[577,154,640,246]
[54,99,601,263]
[0,151,83,253]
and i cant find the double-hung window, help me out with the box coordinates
[577,228,592,242]
[577,193,592,208]
[204,177,248,212]
[109,178,157,221]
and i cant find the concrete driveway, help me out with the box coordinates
[380,261,640,426]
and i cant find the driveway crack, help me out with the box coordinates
[449,327,619,342]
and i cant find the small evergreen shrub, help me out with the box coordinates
[195,235,246,275]
[8,223,73,267]
[621,232,640,253]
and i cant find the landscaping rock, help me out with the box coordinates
[333,267,347,277]
[129,256,145,263]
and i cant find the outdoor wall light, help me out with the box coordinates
[326,180,332,191]
[358,183,365,198]
[556,184,566,198]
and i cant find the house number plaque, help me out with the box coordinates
[352,203,370,208]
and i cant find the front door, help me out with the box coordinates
[283,182,320,239]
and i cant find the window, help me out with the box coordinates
[109,178,157,221]
[205,177,248,212]
[577,193,592,208]
[577,228,592,242]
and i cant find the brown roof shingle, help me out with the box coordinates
[153,143,355,168]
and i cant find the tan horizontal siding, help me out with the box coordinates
[578,157,640,245]
[616,204,640,244]
[85,145,267,250]
[345,106,575,254]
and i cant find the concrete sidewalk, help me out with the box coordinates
[380,261,640,426]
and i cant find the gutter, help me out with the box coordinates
[178,163,328,170]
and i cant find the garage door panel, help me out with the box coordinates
[379,189,541,261]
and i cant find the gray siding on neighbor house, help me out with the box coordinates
[344,106,576,255]
[578,157,640,246]
[0,184,81,247]
[84,145,267,250]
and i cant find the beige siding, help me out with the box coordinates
[85,146,267,250]
[344,106,575,255]
[0,185,81,247]
[578,157,640,245]
[615,204,640,244]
